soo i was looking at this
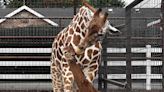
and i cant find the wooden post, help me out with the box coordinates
[146,45,151,90]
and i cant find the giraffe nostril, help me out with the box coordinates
[79,46,84,50]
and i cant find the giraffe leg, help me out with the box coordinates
[62,65,75,92]
[51,65,63,92]
[83,63,99,83]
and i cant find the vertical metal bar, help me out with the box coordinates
[103,47,108,92]
[73,0,77,15]
[161,0,164,90]
[98,35,108,92]
[125,7,132,92]
[98,70,103,91]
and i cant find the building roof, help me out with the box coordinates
[0,5,58,27]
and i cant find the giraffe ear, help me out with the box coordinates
[94,8,102,18]
[103,12,108,22]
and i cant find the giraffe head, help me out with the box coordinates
[77,8,109,54]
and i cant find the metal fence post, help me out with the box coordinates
[125,7,132,92]
[73,0,77,15]
[161,0,164,91]
[125,1,144,92]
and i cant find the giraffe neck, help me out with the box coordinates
[67,6,95,54]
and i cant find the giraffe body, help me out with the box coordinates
[51,6,119,92]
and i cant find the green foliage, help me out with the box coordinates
[5,0,125,8]
[93,0,125,7]
[7,0,23,8]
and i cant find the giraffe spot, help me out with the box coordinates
[55,43,58,48]
[92,56,98,61]
[82,31,85,37]
[83,65,88,69]
[62,71,65,75]
[81,23,85,29]
[65,36,72,45]
[95,42,100,48]
[57,50,62,61]
[93,50,99,55]
[87,49,93,59]
[79,17,83,25]
[51,62,56,67]
[62,58,67,62]
[74,23,77,28]
[67,72,72,76]
[90,65,98,71]
[61,34,64,40]
[82,59,90,64]
[82,11,86,15]
[90,61,97,65]
[69,28,74,35]
[65,33,68,39]
[69,77,73,81]
[57,33,61,40]
[73,34,81,46]
[59,40,63,46]
[80,8,84,15]
[63,64,69,68]
[84,17,88,22]
[51,68,57,73]
[74,15,78,21]
[58,48,62,55]
[76,26,80,33]
[57,73,61,79]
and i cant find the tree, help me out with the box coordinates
[93,0,125,7]
[4,0,125,8]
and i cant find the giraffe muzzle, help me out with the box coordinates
[74,46,85,55]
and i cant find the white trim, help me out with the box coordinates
[107,47,162,53]
[0,74,162,80]
[0,48,51,53]
[107,61,162,66]
[0,5,58,27]
[0,61,50,66]
[107,74,162,79]
[0,74,50,79]
[147,19,160,27]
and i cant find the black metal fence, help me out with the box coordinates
[0,0,163,92]
[0,16,163,92]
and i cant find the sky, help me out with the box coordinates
[123,0,161,8]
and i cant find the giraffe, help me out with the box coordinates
[51,1,120,92]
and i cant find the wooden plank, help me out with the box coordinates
[0,56,50,60]
[0,74,50,79]
[0,48,51,53]
[0,74,162,80]
[0,61,50,66]
[107,61,162,66]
